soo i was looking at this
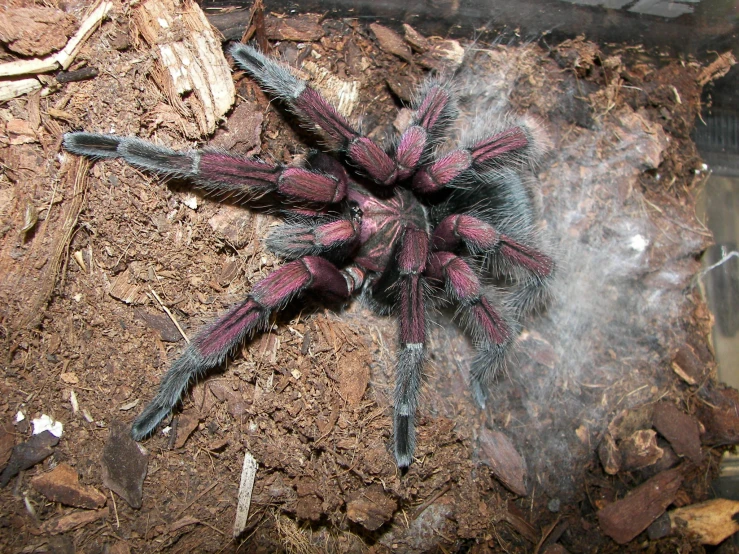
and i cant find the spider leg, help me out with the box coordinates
[63,133,346,204]
[232,44,456,187]
[266,217,359,259]
[393,81,458,180]
[432,213,555,315]
[131,256,356,440]
[432,214,553,277]
[427,251,514,408]
[412,126,532,194]
[230,44,400,186]
[391,227,429,467]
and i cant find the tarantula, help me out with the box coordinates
[63,44,554,468]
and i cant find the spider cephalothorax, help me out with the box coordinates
[63,44,554,468]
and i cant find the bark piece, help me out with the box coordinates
[0,423,13,468]
[295,494,323,522]
[174,410,201,449]
[134,308,182,343]
[652,403,702,464]
[346,484,397,531]
[386,74,418,103]
[233,449,258,538]
[264,13,323,42]
[620,429,664,471]
[31,463,106,509]
[696,386,739,446]
[208,205,254,249]
[671,344,704,385]
[418,40,465,72]
[41,507,109,535]
[669,498,739,545]
[402,24,430,53]
[101,420,148,509]
[0,7,77,57]
[597,467,683,544]
[477,428,527,496]
[211,102,263,155]
[0,430,59,487]
[208,381,248,417]
[108,268,144,305]
[6,119,37,145]
[132,0,235,137]
[370,24,412,63]
[337,349,370,406]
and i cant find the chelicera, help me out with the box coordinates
[63,44,554,468]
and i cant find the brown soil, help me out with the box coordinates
[0,2,736,553]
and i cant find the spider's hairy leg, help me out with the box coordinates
[63,133,346,204]
[229,43,400,186]
[427,251,515,408]
[266,217,359,259]
[432,214,554,277]
[131,256,353,440]
[412,126,531,194]
[432,213,555,315]
[394,82,459,180]
[392,228,429,468]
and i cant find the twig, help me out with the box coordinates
[0,1,113,100]
[413,481,452,520]
[149,287,190,344]
[110,490,120,529]
[233,449,259,538]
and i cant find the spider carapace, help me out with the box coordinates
[63,43,554,468]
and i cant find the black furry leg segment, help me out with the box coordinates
[393,228,429,467]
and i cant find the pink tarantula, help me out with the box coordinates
[63,44,554,468]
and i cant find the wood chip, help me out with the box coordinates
[696,386,739,446]
[101,420,148,509]
[619,429,664,471]
[264,13,323,42]
[233,449,258,538]
[134,307,183,342]
[174,409,201,449]
[346,484,397,531]
[670,344,703,385]
[6,119,37,145]
[669,498,739,545]
[0,430,59,488]
[31,463,107,509]
[402,24,430,53]
[370,24,412,63]
[597,467,683,544]
[109,268,144,305]
[41,507,109,535]
[132,0,235,136]
[337,349,369,406]
[0,6,78,57]
[652,402,702,464]
[477,428,528,496]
